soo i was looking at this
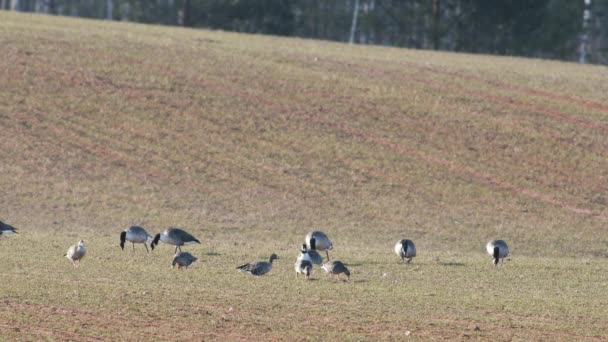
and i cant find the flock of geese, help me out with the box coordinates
[1,220,511,280]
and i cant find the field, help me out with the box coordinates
[1,11,607,341]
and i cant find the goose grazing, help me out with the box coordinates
[151,228,200,253]
[322,260,350,281]
[486,240,509,266]
[120,226,153,252]
[172,251,198,269]
[394,239,416,263]
[0,220,17,237]
[236,254,280,276]
[297,243,323,265]
[294,259,313,280]
[305,231,333,261]
[65,240,86,267]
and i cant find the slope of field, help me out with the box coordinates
[1,11,607,341]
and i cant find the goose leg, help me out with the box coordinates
[326,250,330,261]
[174,245,179,253]
[132,243,135,252]
[144,243,149,253]
[407,257,412,264]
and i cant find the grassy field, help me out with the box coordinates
[1,11,607,341]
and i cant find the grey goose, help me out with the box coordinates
[486,240,509,266]
[172,251,198,269]
[65,240,86,267]
[294,259,313,280]
[394,239,416,263]
[120,226,153,252]
[237,253,280,276]
[297,243,323,265]
[151,228,200,253]
[305,231,333,261]
[0,220,17,237]
[322,260,350,281]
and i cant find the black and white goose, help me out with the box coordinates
[294,259,313,280]
[237,254,280,276]
[394,239,416,263]
[120,226,153,252]
[305,231,333,261]
[172,251,198,269]
[486,240,509,266]
[297,243,323,265]
[150,228,200,253]
[0,220,18,237]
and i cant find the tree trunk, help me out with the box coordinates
[349,0,360,44]
[182,0,191,27]
[107,0,113,20]
[579,0,592,63]
[432,0,441,50]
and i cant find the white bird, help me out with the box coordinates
[394,239,416,263]
[486,240,509,266]
[120,226,153,252]
[305,231,333,260]
[65,240,86,267]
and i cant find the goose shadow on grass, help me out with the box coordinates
[439,262,466,267]
[205,252,222,256]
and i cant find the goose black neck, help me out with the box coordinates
[120,231,127,250]
[151,233,161,250]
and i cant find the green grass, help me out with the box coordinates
[1,11,607,340]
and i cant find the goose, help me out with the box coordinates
[236,254,280,276]
[394,239,416,263]
[120,226,153,252]
[486,240,509,266]
[294,259,313,280]
[322,260,350,281]
[0,220,17,237]
[65,240,86,267]
[297,243,323,265]
[305,231,333,260]
[151,228,200,253]
[172,251,198,269]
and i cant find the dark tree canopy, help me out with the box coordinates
[3,0,607,64]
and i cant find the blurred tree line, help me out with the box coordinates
[3,0,607,64]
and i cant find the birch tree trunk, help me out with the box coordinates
[107,0,113,20]
[348,0,360,44]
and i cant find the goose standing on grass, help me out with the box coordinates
[486,240,509,266]
[151,228,200,253]
[297,243,323,265]
[394,239,416,263]
[65,240,86,267]
[120,226,153,252]
[172,251,198,269]
[237,254,280,276]
[322,260,350,281]
[305,231,333,261]
[294,259,313,280]
[0,220,18,237]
